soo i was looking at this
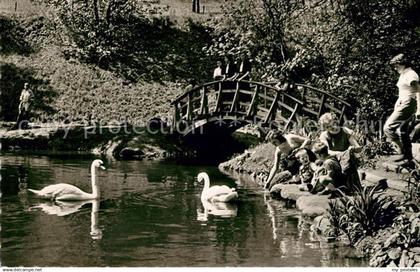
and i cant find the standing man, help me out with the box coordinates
[223,55,238,82]
[15,82,34,129]
[384,53,420,162]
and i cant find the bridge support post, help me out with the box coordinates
[172,103,181,131]
[264,91,280,124]
[199,86,209,115]
[317,94,326,119]
[284,103,300,132]
[215,83,223,112]
[247,85,260,117]
[230,81,241,112]
[187,93,193,121]
[339,105,346,124]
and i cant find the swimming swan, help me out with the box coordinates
[197,172,238,203]
[28,159,106,201]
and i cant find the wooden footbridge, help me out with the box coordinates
[171,80,352,135]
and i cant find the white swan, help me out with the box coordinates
[197,172,238,203]
[28,159,106,201]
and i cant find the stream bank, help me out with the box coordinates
[0,124,191,160]
[219,142,420,267]
[0,123,260,163]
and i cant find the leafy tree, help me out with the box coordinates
[31,0,214,82]
[205,0,420,122]
[32,0,142,64]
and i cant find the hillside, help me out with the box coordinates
[0,7,215,125]
[1,45,183,125]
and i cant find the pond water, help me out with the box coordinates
[1,154,366,267]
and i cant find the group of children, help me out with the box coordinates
[293,144,345,195]
[264,112,362,197]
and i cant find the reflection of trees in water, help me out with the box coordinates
[3,200,105,266]
[2,156,365,266]
[1,156,52,196]
[264,193,363,266]
[144,161,196,185]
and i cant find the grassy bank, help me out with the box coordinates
[0,9,216,124]
[1,46,184,124]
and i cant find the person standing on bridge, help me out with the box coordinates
[237,54,252,81]
[264,131,315,191]
[237,53,252,91]
[213,60,225,92]
[384,53,420,162]
[222,55,238,89]
[213,60,224,81]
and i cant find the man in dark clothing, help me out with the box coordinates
[15,82,34,130]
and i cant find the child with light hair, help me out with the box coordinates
[294,149,316,191]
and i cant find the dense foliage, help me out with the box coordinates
[204,0,420,122]
[3,0,420,126]
[0,15,33,55]
[405,166,420,212]
[326,185,400,245]
[31,0,215,82]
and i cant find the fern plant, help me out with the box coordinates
[326,184,400,244]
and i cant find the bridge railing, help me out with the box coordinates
[293,83,352,124]
[170,79,352,134]
[264,82,352,121]
[171,80,305,130]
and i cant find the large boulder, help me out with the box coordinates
[311,215,332,235]
[280,184,311,201]
[296,195,330,217]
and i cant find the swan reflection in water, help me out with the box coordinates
[197,199,238,222]
[29,199,102,240]
[264,192,279,241]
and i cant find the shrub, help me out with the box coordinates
[366,212,420,267]
[403,165,420,212]
[326,184,400,245]
[32,1,215,82]
[0,15,33,55]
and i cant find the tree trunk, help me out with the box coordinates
[93,0,100,24]
[105,0,112,26]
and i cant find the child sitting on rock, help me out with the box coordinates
[309,142,346,195]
